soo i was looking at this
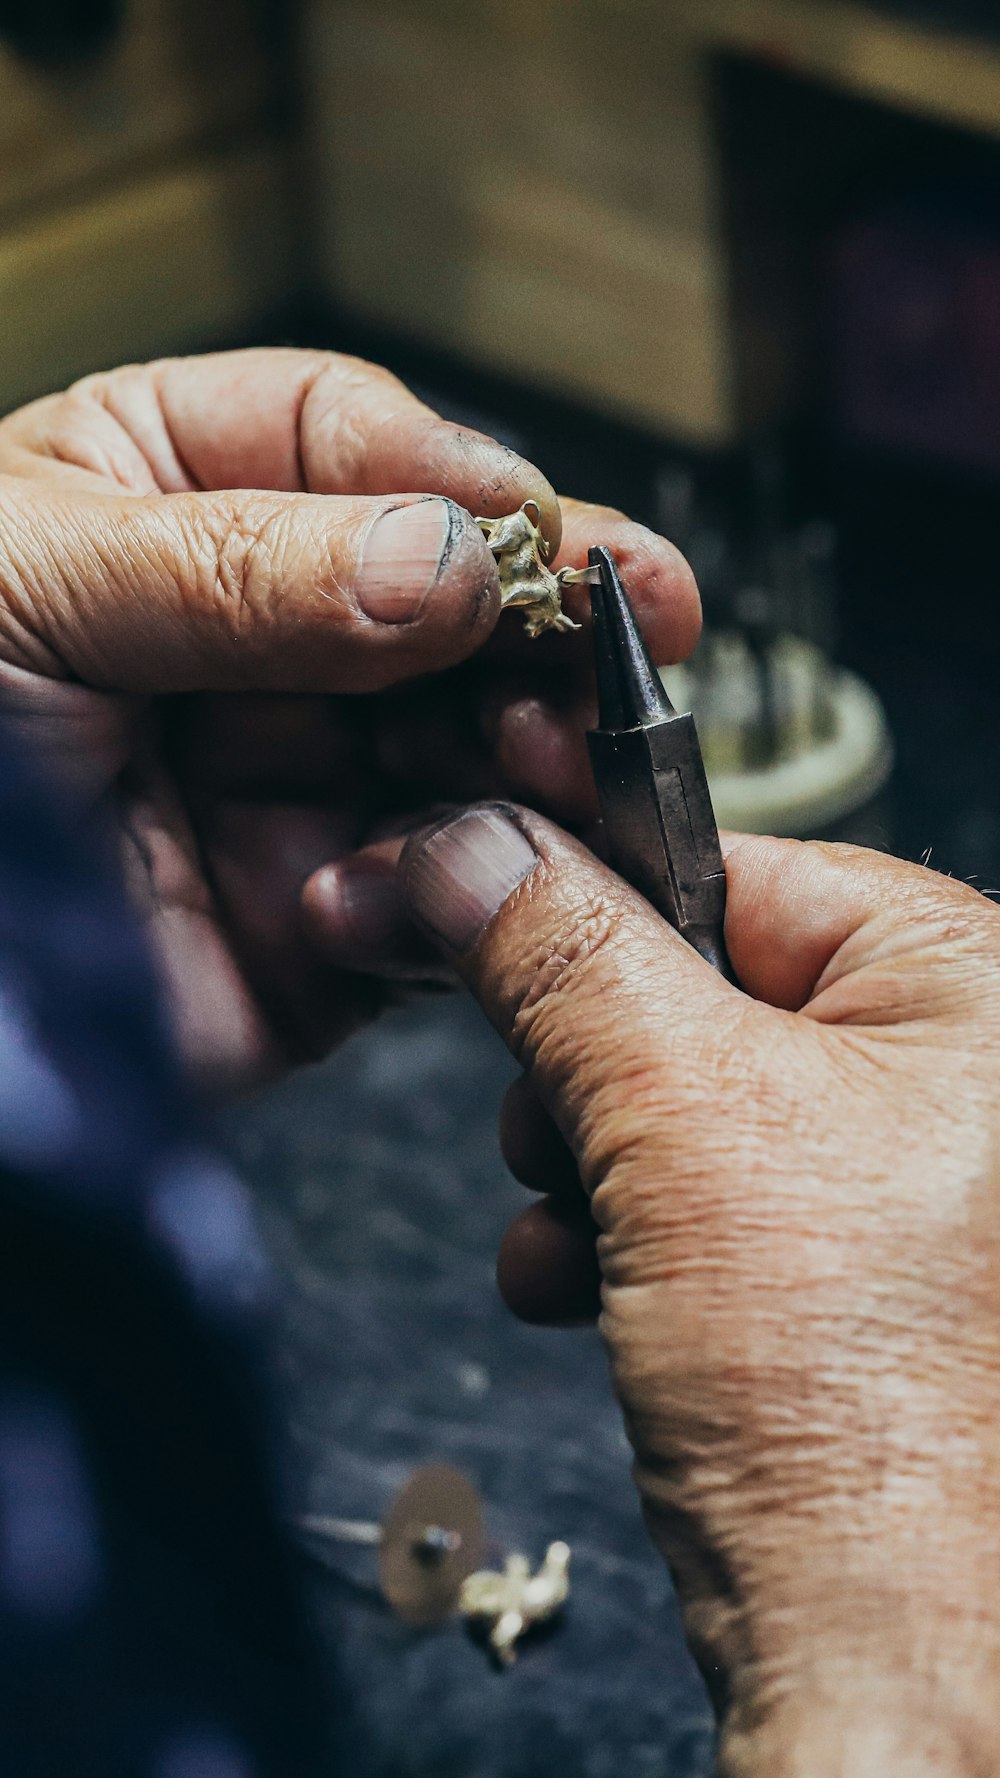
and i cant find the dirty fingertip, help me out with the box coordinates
[302,861,412,957]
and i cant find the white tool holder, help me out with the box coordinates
[661,636,893,838]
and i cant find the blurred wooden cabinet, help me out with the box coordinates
[5,0,999,429]
[302,0,1000,446]
[0,0,297,412]
[302,0,736,445]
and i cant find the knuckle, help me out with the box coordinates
[302,354,417,487]
[0,480,70,672]
[330,404,373,490]
[0,391,61,454]
[189,496,292,644]
[51,383,154,491]
[0,482,33,628]
[506,891,622,1066]
[330,351,406,397]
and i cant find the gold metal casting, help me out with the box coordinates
[477,500,589,638]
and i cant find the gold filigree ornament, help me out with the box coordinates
[477,500,595,638]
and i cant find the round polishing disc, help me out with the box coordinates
[378,1465,484,1626]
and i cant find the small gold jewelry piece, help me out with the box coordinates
[459,1540,571,1667]
[477,500,594,638]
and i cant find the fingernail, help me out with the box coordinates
[403,806,539,952]
[356,499,451,623]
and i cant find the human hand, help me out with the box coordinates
[0,349,697,1091]
[402,805,1000,1777]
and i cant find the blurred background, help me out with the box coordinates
[2,2,998,1773]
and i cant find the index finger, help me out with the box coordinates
[554,498,701,666]
[6,347,562,547]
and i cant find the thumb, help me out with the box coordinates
[0,481,499,693]
[399,804,988,1171]
[399,801,743,1174]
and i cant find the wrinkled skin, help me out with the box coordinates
[0,347,698,1092]
[402,804,1000,1778]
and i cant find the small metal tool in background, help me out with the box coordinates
[651,455,892,841]
[297,1465,484,1629]
[585,546,738,986]
[295,1466,571,1667]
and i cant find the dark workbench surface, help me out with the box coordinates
[219,995,713,1778]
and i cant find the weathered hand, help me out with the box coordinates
[0,349,698,1091]
[402,805,1000,1777]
